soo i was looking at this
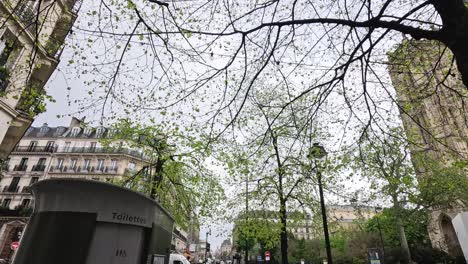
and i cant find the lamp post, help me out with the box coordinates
[308,143,332,264]
[375,206,386,264]
[205,230,211,263]
[245,170,249,264]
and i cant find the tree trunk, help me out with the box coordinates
[432,0,468,88]
[279,200,288,264]
[392,195,411,263]
[396,216,411,263]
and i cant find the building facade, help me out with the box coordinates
[0,117,148,210]
[328,205,376,231]
[388,40,467,255]
[0,0,81,161]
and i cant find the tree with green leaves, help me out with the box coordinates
[354,127,468,263]
[101,118,225,229]
[217,87,343,264]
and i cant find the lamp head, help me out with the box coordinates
[307,143,327,160]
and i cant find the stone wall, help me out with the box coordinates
[388,39,467,254]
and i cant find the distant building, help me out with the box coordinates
[0,0,81,161]
[172,225,189,253]
[232,206,376,246]
[327,205,376,231]
[219,238,232,260]
[0,117,148,210]
[388,39,467,256]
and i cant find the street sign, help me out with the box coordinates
[11,241,19,250]
[265,251,270,261]
[257,255,263,262]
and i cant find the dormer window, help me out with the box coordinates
[39,125,49,134]
[25,127,34,136]
[95,127,105,138]
[70,127,80,137]
[55,127,66,136]
[83,128,92,137]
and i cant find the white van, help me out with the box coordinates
[169,253,192,264]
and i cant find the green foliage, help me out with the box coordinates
[365,208,431,249]
[233,218,281,253]
[15,83,55,116]
[102,119,225,229]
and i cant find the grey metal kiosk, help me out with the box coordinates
[13,179,174,264]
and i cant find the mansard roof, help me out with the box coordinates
[24,120,111,139]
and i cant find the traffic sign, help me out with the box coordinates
[265,251,270,261]
[10,241,19,250]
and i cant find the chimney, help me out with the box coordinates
[69,117,84,127]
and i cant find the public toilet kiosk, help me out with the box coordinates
[13,178,174,264]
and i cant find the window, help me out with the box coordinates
[83,159,91,170]
[64,142,71,152]
[83,128,92,137]
[17,158,28,171]
[0,31,20,68]
[39,125,49,134]
[96,127,105,138]
[89,142,97,151]
[37,158,46,166]
[30,177,39,185]
[2,199,11,208]
[70,159,77,170]
[110,159,117,169]
[56,158,64,169]
[97,159,104,171]
[0,31,21,92]
[45,141,55,151]
[127,162,136,170]
[21,199,31,208]
[34,158,46,171]
[8,177,20,192]
[28,141,38,151]
[71,127,80,137]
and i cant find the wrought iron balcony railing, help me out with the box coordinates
[2,185,19,193]
[31,164,46,172]
[22,186,32,194]
[13,146,57,153]
[57,147,147,159]
[13,164,27,171]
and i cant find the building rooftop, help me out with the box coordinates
[24,117,111,139]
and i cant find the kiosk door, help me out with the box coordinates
[85,222,145,264]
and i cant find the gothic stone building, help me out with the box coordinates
[388,39,467,256]
[0,0,81,161]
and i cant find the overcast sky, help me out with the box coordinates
[31,0,406,250]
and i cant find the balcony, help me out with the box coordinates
[13,164,27,171]
[72,0,83,13]
[13,146,57,153]
[31,164,46,172]
[0,67,9,92]
[2,185,19,193]
[57,147,147,160]
[21,186,32,194]
[11,2,38,36]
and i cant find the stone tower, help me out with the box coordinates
[388,39,467,255]
[0,0,82,161]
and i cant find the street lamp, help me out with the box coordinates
[307,143,333,264]
[205,229,211,263]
